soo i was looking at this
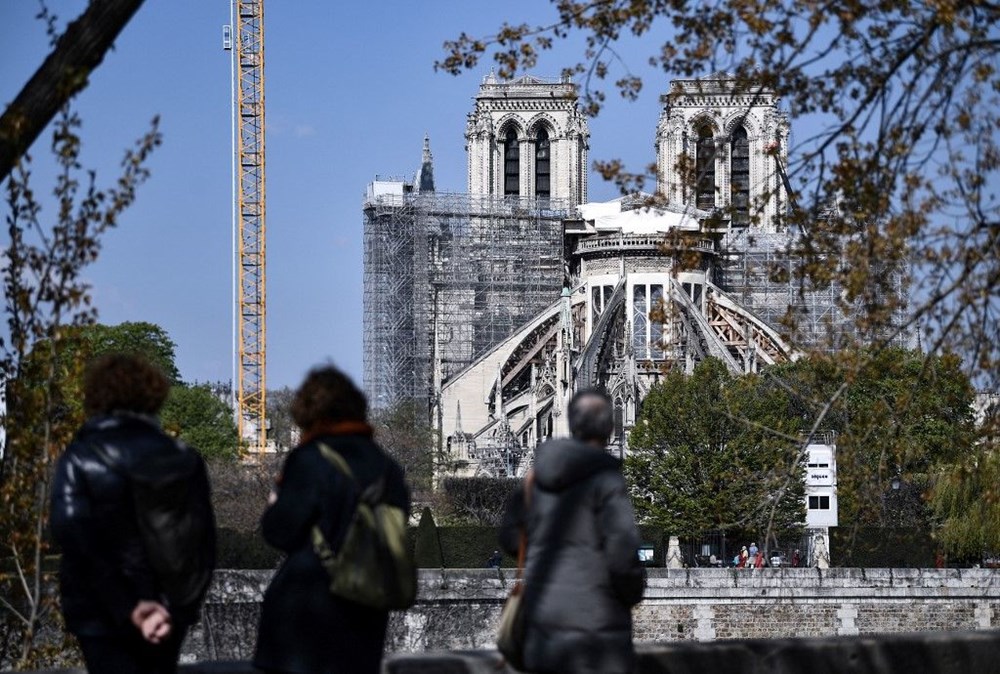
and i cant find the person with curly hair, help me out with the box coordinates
[50,353,215,674]
[254,364,410,674]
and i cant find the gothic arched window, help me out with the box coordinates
[535,127,551,199]
[730,125,750,225]
[632,284,648,359]
[503,128,520,196]
[650,284,665,359]
[696,124,716,210]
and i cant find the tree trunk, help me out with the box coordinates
[0,0,148,182]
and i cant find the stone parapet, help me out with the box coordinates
[7,568,1000,669]
[182,568,1000,660]
[16,631,1000,674]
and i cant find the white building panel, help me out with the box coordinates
[805,443,838,528]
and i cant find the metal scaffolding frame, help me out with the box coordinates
[716,229,840,351]
[363,190,567,412]
[716,229,906,352]
[363,189,908,423]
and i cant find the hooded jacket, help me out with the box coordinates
[499,438,644,674]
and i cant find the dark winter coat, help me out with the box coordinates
[49,413,215,636]
[500,438,644,674]
[253,430,410,674]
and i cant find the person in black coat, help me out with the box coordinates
[500,390,645,674]
[50,354,215,674]
[254,365,410,674]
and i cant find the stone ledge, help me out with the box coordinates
[11,631,1000,674]
[383,630,1000,673]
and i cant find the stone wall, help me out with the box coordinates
[181,567,1000,662]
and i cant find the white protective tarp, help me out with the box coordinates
[578,198,702,234]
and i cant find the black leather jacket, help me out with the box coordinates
[50,413,214,636]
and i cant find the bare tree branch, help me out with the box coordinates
[0,0,147,182]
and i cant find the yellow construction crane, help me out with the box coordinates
[228,0,267,453]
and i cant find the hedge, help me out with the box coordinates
[139,525,962,570]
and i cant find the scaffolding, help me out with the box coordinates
[363,185,907,420]
[716,228,907,352]
[363,189,567,412]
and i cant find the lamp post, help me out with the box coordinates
[883,471,924,529]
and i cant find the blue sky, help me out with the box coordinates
[0,1,675,389]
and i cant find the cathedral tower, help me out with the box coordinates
[656,75,789,232]
[465,73,589,209]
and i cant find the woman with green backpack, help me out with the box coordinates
[253,365,412,674]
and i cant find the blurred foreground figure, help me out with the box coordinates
[254,365,411,674]
[500,389,645,674]
[51,354,216,674]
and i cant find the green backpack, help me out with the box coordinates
[311,443,417,610]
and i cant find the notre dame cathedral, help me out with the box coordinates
[363,72,853,480]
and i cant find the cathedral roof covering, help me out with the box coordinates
[577,197,705,234]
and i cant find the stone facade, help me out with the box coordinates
[173,568,1000,662]
[656,75,790,231]
[465,73,589,209]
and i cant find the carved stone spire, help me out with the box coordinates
[416,134,435,193]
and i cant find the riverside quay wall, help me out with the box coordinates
[182,568,1000,661]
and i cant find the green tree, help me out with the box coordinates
[931,402,1000,559]
[79,321,180,383]
[764,348,975,529]
[74,323,238,461]
[161,384,239,461]
[19,321,181,428]
[837,349,974,527]
[625,349,975,545]
[51,319,238,463]
[625,358,806,538]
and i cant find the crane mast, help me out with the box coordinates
[233,0,267,452]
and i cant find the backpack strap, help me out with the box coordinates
[315,441,387,504]
[514,470,535,582]
[316,442,355,479]
[311,442,387,573]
